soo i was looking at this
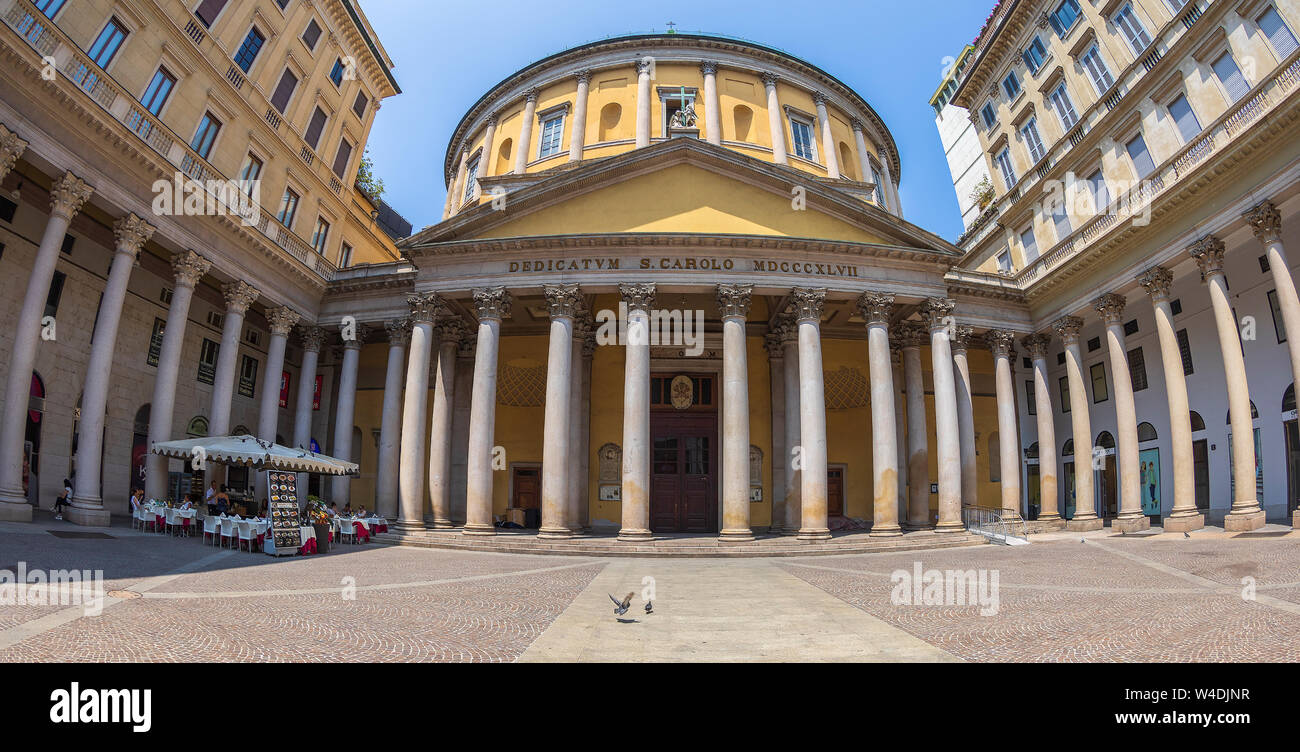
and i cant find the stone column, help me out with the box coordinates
[859,292,902,537]
[0,124,29,184]
[1094,293,1147,532]
[779,317,802,534]
[892,349,908,523]
[374,320,408,519]
[397,294,439,531]
[898,323,929,529]
[701,61,722,146]
[813,92,840,179]
[922,298,964,532]
[951,325,978,508]
[618,283,655,541]
[567,322,592,532]
[635,59,653,148]
[145,251,211,503]
[210,281,260,438]
[465,287,510,535]
[292,326,327,507]
[428,317,464,528]
[1055,316,1102,530]
[1136,268,1201,531]
[1023,333,1061,522]
[514,88,539,173]
[257,307,300,443]
[792,287,830,540]
[580,331,595,530]
[67,215,155,524]
[1245,203,1300,526]
[329,324,367,505]
[538,284,580,539]
[1189,237,1265,531]
[718,284,754,542]
[761,72,788,165]
[851,119,874,185]
[765,332,786,534]
[569,71,591,161]
[0,172,92,521]
[449,148,469,212]
[881,159,900,216]
[477,115,497,192]
[986,329,1023,524]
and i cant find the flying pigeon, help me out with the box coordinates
[644,600,654,615]
[609,592,634,616]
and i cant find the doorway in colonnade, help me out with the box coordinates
[649,373,718,534]
[1094,431,1117,519]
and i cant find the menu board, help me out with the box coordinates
[267,471,301,555]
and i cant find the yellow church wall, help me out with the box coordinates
[821,337,874,520]
[588,292,626,526]
[491,334,549,515]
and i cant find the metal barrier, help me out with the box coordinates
[961,506,1029,545]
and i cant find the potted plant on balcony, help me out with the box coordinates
[971,176,995,211]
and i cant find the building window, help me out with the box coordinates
[332,138,354,179]
[1020,226,1039,263]
[538,113,565,159]
[1021,117,1046,163]
[463,153,480,202]
[238,354,258,398]
[198,338,219,384]
[980,102,997,130]
[140,67,176,116]
[329,58,345,88]
[1114,4,1152,55]
[275,0,290,9]
[1126,133,1156,179]
[1048,0,1082,37]
[270,68,298,114]
[789,116,816,161]
[995,147,1016,189]
[88,17,129,68]
[194,0,228,29]
[1023,37,1048,74]
[1090,362,1108,402]
[310,217,330,255]
[190,111,221,160]
[238,153,262,195]
[44,271,66,318]
[1050,83,1079,129]
[1002,70,1021,99]
[301,18,322,50]
[1059,376,1071,412]
[339,243,353,268]
[1212,52,1250,103]
[1025,380,1036,414]
[996,249,1012,273]
[1269,289,1287,342]
[1051,204,1072,240]
[1258,7,1299,60]
[147,318,165,367]
[35,0,66,17]
[1087,336,1101,352]
[1176,328,1194,374]
[1128,347,1149,391]
[304,106,328,150]
[1087,168,1110,211]
[352,90,369,120]
[1081,45,1115,95]
[869,162,886,206]
[233,26,265,73]
[1167,93,1201,143]
[277,188,300,228]
[1123,319,1139,336]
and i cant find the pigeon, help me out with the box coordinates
[1080,538,1086,543]
[609,592,634,616]
[644,600,654,615]
[1184,532,1191,538]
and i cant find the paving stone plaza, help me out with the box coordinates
[3,514,1298,663]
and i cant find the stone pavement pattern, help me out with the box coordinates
[1,518,1298,662]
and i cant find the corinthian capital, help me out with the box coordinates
[0,124,29,182]
[619,282,656,313]
[222,281,260,314]
[543,283,583,319]
[856,291,894,325]
[950,324,975,352]
[472,286,511,321]
[1052,315,1084,345]
[300,325,329,353]
[716,284,753,319]
[1093,293,1127,325]
[790,287,827,323]
[171,250,211,289]
[49,171,94,220]
[112,214,156,258]
[1244,200,1282,246]
[1136,266,1173,301]
[436,316,466,345]
[384,318,411,348]
[408,292,444,323]
[1187,235,1227,280]
[893,322,929,349]
[267,306,301,337]
[1021,332,1052,360]
[985,329,1017,358]
[700,60,719,76]
[919,297,956,330]
[342,322,370,349]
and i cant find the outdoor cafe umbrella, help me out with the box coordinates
[149,434,359,476]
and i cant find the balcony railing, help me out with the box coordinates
[0,0,336,281]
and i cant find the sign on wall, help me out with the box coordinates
[279,371,291,409]
[1139,448,1160,516]
[313,375,323,410]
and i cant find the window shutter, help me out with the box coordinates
[270,69,298,114]
[332,138,353,178]
[1260,9,1299,59]
[1213,53,1249,102]
[194,0,227,27]
[304,107,327,150]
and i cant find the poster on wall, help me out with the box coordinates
[279,370,291,409]
[1139,448,1160,516]
[266,471,301,556]
[313,375,323,410]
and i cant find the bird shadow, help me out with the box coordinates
[616,618,640,624]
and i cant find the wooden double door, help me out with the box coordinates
[650,413,717,533]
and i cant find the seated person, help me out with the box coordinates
[327,502,338,518]
[355,506,367,517]
[342,504,354,517]
[179,494,194,510]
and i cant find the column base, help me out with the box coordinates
[1223,509,1266,532]
[869,523,903,538]
[902,522,933,532]
[392,520,426,533]
[1066,516,1105,532]
[461,523,497,536]
[796,528,831,541]
[66,505,111,527]
[1162,512,1205,533]
[1037,512,1062,521]
[1113,515,1151,533]
[537,525,573,539]
[1000,511,1023,524]
[0,498,33,522]
[934,520,967,534]
[1293,509,1300,528]
[430,518,456,529]
[718,529,755,543]
[617,528,652,542]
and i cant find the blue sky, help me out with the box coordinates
[360,0,994,242]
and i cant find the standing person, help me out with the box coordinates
[52,478,72,520]
[205,480,218,515]
[215,486,230,516]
